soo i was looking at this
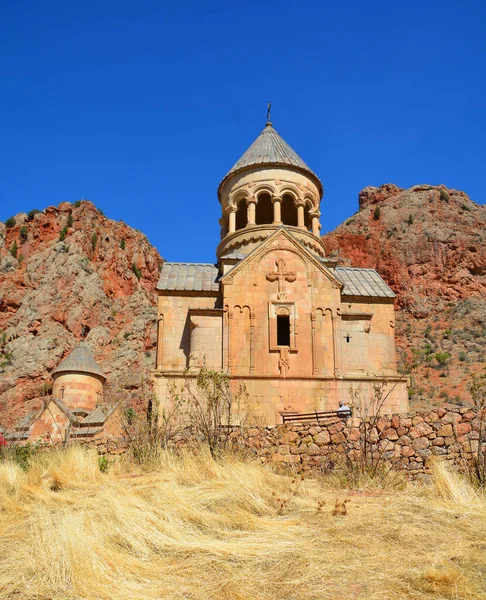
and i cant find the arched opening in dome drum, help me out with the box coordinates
[235,199,248,230]
[255,193,273,225]
[281,194,298,227]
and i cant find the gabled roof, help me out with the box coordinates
[334,267,395,299]
[157,262,220,292]
[220,227,343,290]
[51,342,106,381]
[218,122,322,196]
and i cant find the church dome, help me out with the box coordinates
[52,342,106,382]
[218,121,322,200]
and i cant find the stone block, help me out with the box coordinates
[412,437,430,451]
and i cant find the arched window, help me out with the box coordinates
[235,199,247,230]
[255,193,273,225]
[281,194,297,227]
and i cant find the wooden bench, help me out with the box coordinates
[281,409,352,424]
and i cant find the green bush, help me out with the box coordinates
[435,351,450,367]
[67,213,73,228]
[98,455,109,473]
[27,209,41,220]
[19,226,28,243]
[120,238,126,250]
[74,200,82,208]
[59,226,68,241]
[132,263,142,279]
[458,351,469,362]
[91,233,98,251]
[439,189,450,203]
[407,214,414,225]
[460,203,471,212]
[373,206,381,220]
[5,217,16,229]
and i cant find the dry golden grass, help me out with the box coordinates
[0,447,485,600]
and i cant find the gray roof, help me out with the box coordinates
[80,406,114,426]
[334,267,395,299]
[157,262,220,292]
[52,342,106,381]
[219,122,322,195]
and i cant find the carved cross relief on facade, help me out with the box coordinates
[266,258,296,300]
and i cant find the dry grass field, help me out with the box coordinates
[0,447,485,600]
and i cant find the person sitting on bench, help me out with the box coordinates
[337,401,351,416]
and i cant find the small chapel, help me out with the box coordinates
[153,117,408,424]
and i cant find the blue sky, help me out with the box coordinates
[1,0,485,263]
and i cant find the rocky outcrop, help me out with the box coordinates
[323,184,486,409]
[0,201,162,427]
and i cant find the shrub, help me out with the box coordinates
[19,226,28,243]
[132,263,142,279]
[67,213,73,228]
[407,214,414,225]
[346,218,355,226]
[461,203,471,212]
[91,233,98,251]
[440,189,450,203]
[120,238,126,250]
[74,200,82,207]
[59,226,68,241]
[10,240,18,259]
[98,455,109,473]
[373,206,381,220]
[27,209,40,220]
[435,351,450,367]
[458,351,469,362]
[5,217,16,229]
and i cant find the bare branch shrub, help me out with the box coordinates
[458,374,486,489]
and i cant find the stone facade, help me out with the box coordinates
[154,120,408,424]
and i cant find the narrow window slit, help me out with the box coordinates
[277,315,290,346]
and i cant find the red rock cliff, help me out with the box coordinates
[0,201,162,427]
[323,184,486,409]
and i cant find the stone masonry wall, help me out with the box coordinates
[79,404,484,480]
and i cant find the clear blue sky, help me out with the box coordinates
[1,0,485,263]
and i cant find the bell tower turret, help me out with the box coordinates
[217,117,324,260]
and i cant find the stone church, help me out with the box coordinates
[154,118,408,424]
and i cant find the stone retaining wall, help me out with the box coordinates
[85,404,485,479]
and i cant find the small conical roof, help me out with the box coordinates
[218,121,322,197]
[52,342,106,381]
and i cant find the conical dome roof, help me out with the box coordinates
[52,342,106,381]
[218,121,322,197]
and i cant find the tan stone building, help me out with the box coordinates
[8,343,120,444]
[154,119,408,424]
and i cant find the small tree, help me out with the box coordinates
[373,206,381,220]
[459,374,486,489]
[27,209,40,220]
[5,217,16,229]
[183,362,247,459]
[19,226,28,243]
[91,232,98,252]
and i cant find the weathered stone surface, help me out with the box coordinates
[437,424,454,437]
[412,437,430,451]
[314,430,331,446]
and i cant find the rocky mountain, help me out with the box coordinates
[322,184,486,410]
[0,201,161,427]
